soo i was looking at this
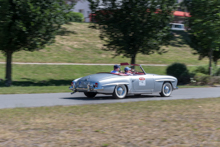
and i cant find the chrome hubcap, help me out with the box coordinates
[163,83,172,96]
[117,87,124,96]
[164,86,170,94]
[115,85,127,98]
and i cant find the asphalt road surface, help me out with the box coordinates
[0,87,220,109]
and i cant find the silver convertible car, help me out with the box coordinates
[69,63,178,99]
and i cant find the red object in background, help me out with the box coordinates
[89,10,191,22]
[89,13,96,22]
[173,11,191,17]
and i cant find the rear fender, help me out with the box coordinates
[101,83,130,94]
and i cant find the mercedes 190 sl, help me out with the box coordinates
[69,63,178,99]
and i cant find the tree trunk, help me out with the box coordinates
[130,54,136,69]
[5,51,13,86]
[130,54,136,64]
[209,49,213,76]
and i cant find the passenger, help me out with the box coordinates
[124,67,133,75]
[111,65,120,74]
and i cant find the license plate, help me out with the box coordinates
[79,81,87,87]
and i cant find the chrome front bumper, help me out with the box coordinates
[173,86,178,90]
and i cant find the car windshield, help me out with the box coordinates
[118,65,145,75]
[97,63,146,75]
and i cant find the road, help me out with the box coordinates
[0,87,220,109]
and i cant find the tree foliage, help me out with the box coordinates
[0,0,73,86]
[184,0,220,75]
[88,0,177,64]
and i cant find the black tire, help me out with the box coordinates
[112,85,127,99]
[84,92,97,98]
[160,82,173,97]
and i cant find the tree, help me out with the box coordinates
[0,0,73,86]
[88,0,177,64]
[183,0,220,75]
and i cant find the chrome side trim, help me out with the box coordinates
[155,79,175,82]
[103,83,129,86]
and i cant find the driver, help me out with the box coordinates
[124,67,133,75]
[111,65,120,74]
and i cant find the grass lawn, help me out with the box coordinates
[0,98,219,146]
[0,22,211,65]
[0,64,208,94]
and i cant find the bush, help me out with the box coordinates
[67,12,84,22]
[192,65,220,76]
[213,67,220,76]
[194,73,210,85]
[166,63,190,84]
[190,65,220,85]
[194,75,220,86]
[210,76,220,85]
[192,65,209,75]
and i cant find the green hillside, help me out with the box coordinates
[0,22,210,65]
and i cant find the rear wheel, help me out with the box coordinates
[84,92,97,98]
[113,85,127,99]
[160,82,172,97]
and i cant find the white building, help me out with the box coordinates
[71,0,91,22]
[177,0,183,3]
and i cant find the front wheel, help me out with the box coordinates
[160,82,173,97]
[84,92,97,98]
[112,85,127,99]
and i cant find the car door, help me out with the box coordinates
[132,75,154,93]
